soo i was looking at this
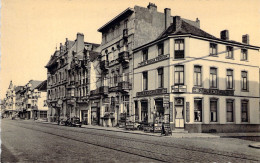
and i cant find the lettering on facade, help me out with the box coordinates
[192,87,234,96]
[171,85,187,93]
[186,102,190,122]
[138,54,169,67]
[136,88,167,97]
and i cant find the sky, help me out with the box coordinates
[1,0,260,99]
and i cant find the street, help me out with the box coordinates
[1,119,259,162]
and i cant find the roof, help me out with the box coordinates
[29,80,43,90]
[15,86,24,93]
[158,19,217,39]
[35,80,47,91]
[89,51,100,62]
[98,8,134,32]
[45,51,59,68]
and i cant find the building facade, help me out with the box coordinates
[3,81,16,118]
[132,16,260,132]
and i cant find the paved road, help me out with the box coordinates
[1,119,259,162]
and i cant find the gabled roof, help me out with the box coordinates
[29,80,43,90]
[45,51,59,68]
[15,86,24,93]
[89,51,100,62]
[35,80,47,91]
[158,19,217,39]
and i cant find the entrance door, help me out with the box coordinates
[175,106,184,128]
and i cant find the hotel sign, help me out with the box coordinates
[192,87,234,96]
[136,88,167,97]
[138,54,169,67]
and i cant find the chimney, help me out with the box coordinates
[242,34,249,44]
[76,33,84,53]
[147,2,157,12]
[220,30,229,40]
[60,43,62,52]
[173,16,182,31]
[196,18,200,28]
[164,8,171,30]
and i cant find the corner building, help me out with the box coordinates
[133,16,260,132]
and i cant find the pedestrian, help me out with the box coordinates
[161,122,165,136]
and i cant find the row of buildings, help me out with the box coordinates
[1,80,48,120]
[2,3,260,133]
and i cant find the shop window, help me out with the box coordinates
[226,99,234,122]
[241,71,248,91]
[241,49,248,61]
[241,100,249,122]
[40,111,47,118]
[194,66,202,86]
[210,68,217,88]
[226,69,234,89]
[210,99,218,122]
[175,39,184,59]
[157,68,164,88]
[226,46,233,59]
[210,43,217,56]
[158,43,164,56]
[142,49,148,61]
[194,99,202,122]
[142,71,148,91]
[174,65,184,85]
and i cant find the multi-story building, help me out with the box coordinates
[96,3,200,127]
[46,33,99,123]
[4,81,16,118]
[132,16,260,132]
[15,86,24,118]
[33,80,48,120]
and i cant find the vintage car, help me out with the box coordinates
[66,117,82,127]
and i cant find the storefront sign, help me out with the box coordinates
[171,85,187,93]
[192,87,234,96]
[138,54,169,67]
[163,95,170,107]
[170,102,173,122]
[136,88,167,97]
[186,102,190,122]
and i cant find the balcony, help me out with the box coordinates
[99,86,109,95]
[90,89,99,96]
[118,81,132,92]
[118,51,129,63]
[100,60,109,71]
[123,29,128,39]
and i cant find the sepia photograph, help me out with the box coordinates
[0,0,260,162]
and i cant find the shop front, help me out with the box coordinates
[91,100,100,125]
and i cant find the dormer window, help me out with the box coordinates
[158,43,164,56]
[210,43,217,56]
[226,46,233,59]
[174,39,184,59]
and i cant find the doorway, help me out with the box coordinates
[175,98,184,128]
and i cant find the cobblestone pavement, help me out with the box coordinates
[1,119,260,162]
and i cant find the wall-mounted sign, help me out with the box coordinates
[171,85,187,93]
[192,87,234,96]
[186,102,190,122]
[136,88,167,97]
[138,54,169,67]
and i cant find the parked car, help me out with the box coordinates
[67,117,82,127]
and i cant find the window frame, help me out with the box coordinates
[241,49,248,61]
[194,65,202,87]
[209,67,218,88]
[194,98,203,122]
[174,65,184,85]
[226,69,234,90]
[241,71,248,91]
[210,98,218,122]
[209,43,218,56]
[157,43,164,56]
[226,46,234,59]
[174,39,185,59]
[157,67,164,88]
[142,71,148,91]
[226,99,235,122]
[241,99,249,122]
[142,49,148,61]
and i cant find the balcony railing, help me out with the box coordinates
[118,51,129,63]
[118,81,132,92]
[100,60,109,71]
[99,86,109,95]
[123,29,128,39]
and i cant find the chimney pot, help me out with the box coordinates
[147,2,157,12]
[220,30,229,40]
[242,34,249,44]
[164,8,171,30]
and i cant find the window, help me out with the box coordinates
[210,43,217,55]
[158,43,164,56]
[241,49,248,61]
[226,46,233,59]
[210,68,217,88]
[143,71,148,90]
[194,99,202,122]
[241,71,248,91]
[226,69,233,89]
[174,65,184,85]
[124,20,128,29]
[175,39,184,59]
[226,100,234,122]
[40,111,47,118]
[157,68,164,88]
[142,49,148,61]
[241,100,249,122]
[194,66,202,86]
[210,99,218,122]
[114,73,118,86]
